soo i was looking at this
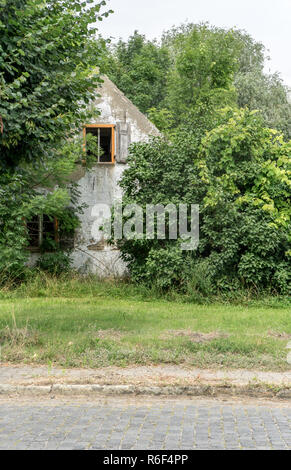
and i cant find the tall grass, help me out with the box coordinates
[0,270,289,308]
[0,305,40,349]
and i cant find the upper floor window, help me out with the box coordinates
[84,124,115,164]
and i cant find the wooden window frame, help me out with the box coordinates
[83,124,115,164]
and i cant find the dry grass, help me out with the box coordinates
[160,330,229,343]
[94,329,125,341]
[268,330,291,340]
[0,309,40,348]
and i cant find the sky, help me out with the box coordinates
[98,0,291,87]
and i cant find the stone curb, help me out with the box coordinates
[0,383,291,399]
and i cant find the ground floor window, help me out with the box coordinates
[27,215,59,251]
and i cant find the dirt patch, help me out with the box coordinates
[268,331,291,341]
[95,329,125,341]
[2,364,290,392]
[161,330,229,343]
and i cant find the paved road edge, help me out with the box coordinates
[0,382,290,399]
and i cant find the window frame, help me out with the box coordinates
[26,215,59,252]
[83,124,115,164]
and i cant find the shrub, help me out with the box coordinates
[117,109,290,294]
[36,251,72,276]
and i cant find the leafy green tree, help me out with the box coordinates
[116,134,199,289]
[197,108,290,293]
[163,24,240,124]
[163,24,291,135]
[0,132,101,280]
[230,29,265,73]
[117,109,290,294]
[235,71,291,139]
[0,138,77,279]
[107,23,291,139]
[0,0,111,171]
[106,31,170,114]
[230,28,291,139]
[0,0,110,278]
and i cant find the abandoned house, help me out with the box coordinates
[28,76,160,276]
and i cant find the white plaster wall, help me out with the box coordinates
[71,77,160,276]
[71,164,127,276]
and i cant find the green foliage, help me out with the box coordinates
[230,29,265,73]
[164,24,239,124]
[230,29,291,139]
[197,108,290,294]
[235,71,291,139]
[106,23,291,138]
[0,173,32,279]
[116,133,202,289]
[58,208,81,240]
[118,109,291,295]
[36,251,72,275]
[106,31,170,114]
[0,137,86,280]
[147,108,174,134]
[1,6,290,298]
[0,0,111,280]
[0,0,111,171]
[111,22,291,294]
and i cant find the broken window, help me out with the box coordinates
[84,125,115,163]
[27,215,59,251]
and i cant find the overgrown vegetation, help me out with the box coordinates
[1,272,290,306]
[106,24,291,295]
[0,9,290,301]
[116,108,290,294]
[0,0,110,281]
[0,0,110,171]
[107,24,291,137]
[106,30,170,114]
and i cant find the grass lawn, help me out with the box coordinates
[0,281,290,371]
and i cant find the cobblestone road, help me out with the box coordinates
[0,398,290,450]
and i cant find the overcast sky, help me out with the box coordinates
[99,0,291,87]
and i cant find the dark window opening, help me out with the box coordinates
[27,216,41,249]
[85,125,115,163]
[42,215,58,251]
[27,215,59,251]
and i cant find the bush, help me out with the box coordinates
[117,109,291,294]
[36,251,72,276]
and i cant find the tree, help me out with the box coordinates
[117,109,290,294]
[163,24,240,125]
[107,23,291,139]
[0,0,111,171]
[0,132,100,280]
[197,108,290,293]
[230,29,291,138]
[106,31,170,114]
[0,0,111,278]
[116,134,200,289]
[235,71,291,139]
